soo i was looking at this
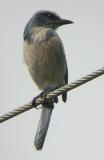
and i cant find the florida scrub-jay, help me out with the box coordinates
[23,10,73,150]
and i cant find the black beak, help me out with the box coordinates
[55,18,74,26]
[60,19,74,25]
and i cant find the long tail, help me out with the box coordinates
[34,102,53,150]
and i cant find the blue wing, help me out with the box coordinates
[23,15,35,41]
[62,63,68,102]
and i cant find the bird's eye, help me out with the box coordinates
[48,14,51,17]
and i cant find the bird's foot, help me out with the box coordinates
[32,88,58,109]
[54,96,58,103]
[32,91,45,109]
[41,89,58,109]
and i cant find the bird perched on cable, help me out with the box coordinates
[23,10,73,150]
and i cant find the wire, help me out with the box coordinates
[0,67,104,123]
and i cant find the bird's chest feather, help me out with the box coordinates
[23,29,66,89]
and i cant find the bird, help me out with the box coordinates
[23,10,73,150]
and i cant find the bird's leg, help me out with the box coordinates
[54,96,58,103]
[32,87,58,109]
[31,90,49,109]
[42,87,59,109]
[32,90,46,109]
[32,89,52,109]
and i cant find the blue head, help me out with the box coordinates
[23,10,73,41]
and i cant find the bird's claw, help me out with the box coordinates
[32,91,48,109]
[32,89,58,109]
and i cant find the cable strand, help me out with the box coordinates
[0,67,104,123]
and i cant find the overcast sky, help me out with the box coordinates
[0,0,104,159]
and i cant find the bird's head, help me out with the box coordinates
[32,10,74,29]
[24,10,74,41]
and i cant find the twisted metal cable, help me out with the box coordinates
[0,67,104,123]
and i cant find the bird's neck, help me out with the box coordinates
[32,26,52,34]
[31,27,55,43]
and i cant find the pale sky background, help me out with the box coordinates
[0,0,104,159]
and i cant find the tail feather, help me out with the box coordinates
[35,104,53,150]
